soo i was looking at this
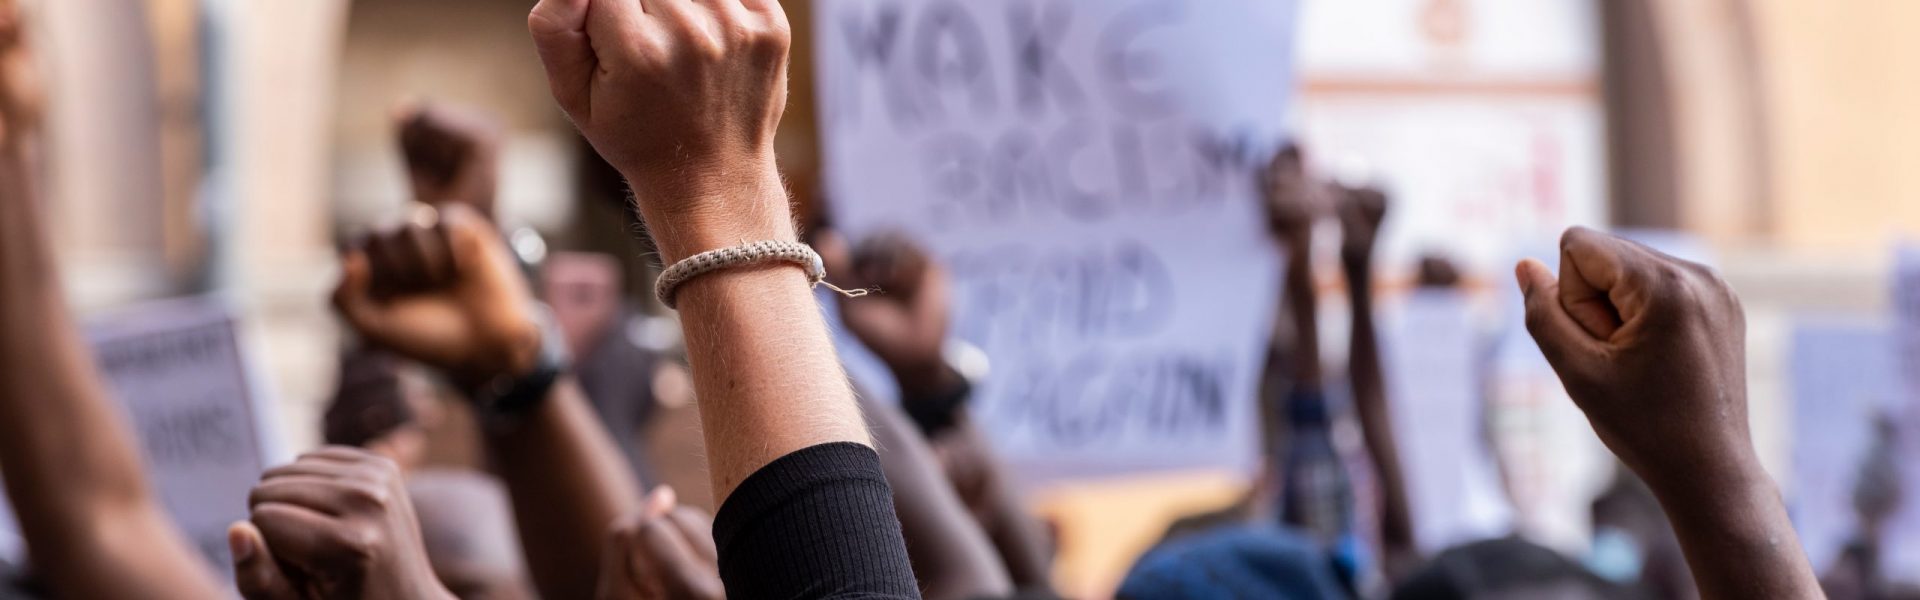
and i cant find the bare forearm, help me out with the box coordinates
[488,379,644,600]
[1648,458,1820,599]
[1282,237,1321,387]
[631,166,872,501]
[866,400,1011,599]
[1343,260,1413,560]
[0,144,222,598]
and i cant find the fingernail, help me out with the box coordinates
[1515,262,1534,296]
[228,525,255,562]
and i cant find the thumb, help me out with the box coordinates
[1516,259,1602,376]
[229,521,299,600]
[332,250,383,334]
[528,0,596,119]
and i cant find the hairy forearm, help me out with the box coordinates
[630,164,872,501]
[1648,456,1820,599]
[1342,258,1413,560]
[0,143,222,598]
[488,379,644,600]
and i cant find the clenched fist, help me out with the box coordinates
[596,487,724,600]
[229,447,453,600]
[332,205,541,390]
[1515,227,1753,487]
[528,0,796,264]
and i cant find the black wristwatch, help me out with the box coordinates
[469,306,569,425]
[901,340,989,437]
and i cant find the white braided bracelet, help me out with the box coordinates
[654,240,868,309]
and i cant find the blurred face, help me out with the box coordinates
[540,252,623,359]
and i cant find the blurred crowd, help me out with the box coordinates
[0,1,1909,599]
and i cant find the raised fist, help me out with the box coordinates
[0,0,45,146]
[1260,145,1321,240]
[332,205,541,389]
[1515,227,1753,486]
[815,230,950,385]
[396,102,501,216]
[229,447,453,600]
[527,0,789,191]
[596,486,724,600]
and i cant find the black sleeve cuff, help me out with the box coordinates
[713,442,922,599]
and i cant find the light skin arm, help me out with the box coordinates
[1336,187,1414,574]
[1517,227,1820,599]
[330,206,643,600]
[527,0,871,502]
[0,7,225,598]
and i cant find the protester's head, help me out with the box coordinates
[1390,538,1631,600]
[324,348,440,471]
[539,252,625,360]
[1119,525,1350,600]
[408,470,535,600]
[1417,254,1464,289]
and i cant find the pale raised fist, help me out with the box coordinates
[332,204,541,389]
[229,447,453,600]
[527,0,791,189]
[1515,227,1752,485]
[596,487,724,600]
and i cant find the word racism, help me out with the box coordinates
[826,0,1270,229]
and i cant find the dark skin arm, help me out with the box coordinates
[331,205,643,600]
[0,6,225,598]
[816,230,1038,598]
[1518,228,1820,599]
[1336,185,1415,576]
[1265,147,1322,391]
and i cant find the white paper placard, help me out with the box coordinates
[0,297,275,580]
[1785,317,1908,574]
[1384,290,1514,551]
[815,0,1296,479]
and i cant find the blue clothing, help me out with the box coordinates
[1119,525,1350,600]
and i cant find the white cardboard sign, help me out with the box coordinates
[815,0,1295,479]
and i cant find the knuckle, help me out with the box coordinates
[343,481,394,511]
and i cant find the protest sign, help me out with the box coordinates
[1383,290,1513,551]
[88,297,277,579]
[815,0,1296,479]
[0,298,276,577]
[1786,317,1910,573]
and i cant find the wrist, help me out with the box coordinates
[894,358,964,402]
[621,157,794,264]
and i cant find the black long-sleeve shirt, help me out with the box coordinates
[713,442,922,599]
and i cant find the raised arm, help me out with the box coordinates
[0,7,225,597]
[529,0,917,597]
[1336,186,1414,574]
[1517,227,1820,599]
[817,230,1054,596]
[327,205,643,600]
[1266,147,1322,392]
